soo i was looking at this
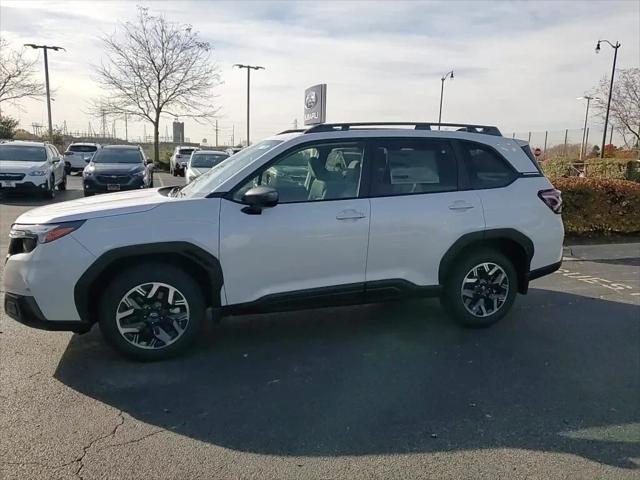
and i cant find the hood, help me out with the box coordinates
[15,188,169,225]
[0,160,48,172]
[189,167,210,176]
[88,162,144,174]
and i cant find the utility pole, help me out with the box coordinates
[594,39,621,158]
[24,44,66,140]
[293,118,298,129]
[124,113,128,142]
[234,64,264,145]
[438,70,454,129]
[232,124,235,146]
[215,119,219,146]
[578,96,593,160]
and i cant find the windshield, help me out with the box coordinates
[191,153,228,168]
[92,149,142,164]
[181,139,282,198]
[68,145,98,153]
[0,145,47,162]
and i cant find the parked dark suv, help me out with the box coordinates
[82,145,153,196]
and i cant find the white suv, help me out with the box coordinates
[3,123,564,360]
[0,141,67,198]
[63,142,101,174]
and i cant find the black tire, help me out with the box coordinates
[58,173,67,191]
[171,165,177,177]
[98,263,205,361]
[43,176,55,199]
[441,248,518,328]
[84,191,94,197]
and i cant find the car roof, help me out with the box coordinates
[194,149,228,154]
[0,140,47,147]
[68,142,100,146]
[102,144,141,150]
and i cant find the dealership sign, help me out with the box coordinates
[304,84,327,125]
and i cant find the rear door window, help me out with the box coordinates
[179,148,196,156]
[458,142,516,189]
[370,138,457,196]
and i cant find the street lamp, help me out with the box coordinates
[24,44,65,140]
[438,70,454,129]
[594,39,620,158]
[234,64,264,146]
[577,96,595,160]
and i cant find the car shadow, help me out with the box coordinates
[54,289,640,468]
[0,187,83,206]
[588,257,640,267]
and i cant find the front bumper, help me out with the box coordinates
[4,293,91,333]
[0,179,49,193]
[84,175,146,193]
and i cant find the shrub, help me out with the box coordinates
[585,159,640,182]
[541,158,573,177]
[550,177,640,235]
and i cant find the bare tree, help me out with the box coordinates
[592,68,640,146]
[94,6,221,161]
[0,38,43,108]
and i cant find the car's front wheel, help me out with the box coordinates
[43,176,55,199]
[58,173,67,191]
[441,249,517,328]
[98,263,205,361]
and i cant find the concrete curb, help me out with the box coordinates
[563,242,640,261]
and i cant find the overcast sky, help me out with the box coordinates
[1,0,638,145]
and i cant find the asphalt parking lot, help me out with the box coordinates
[0,173,639,479]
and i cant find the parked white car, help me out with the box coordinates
[64,143,101,174]
[0,141,67,198]
[185,150,229,184]
[169,145,198,177]
[4,122,563,360]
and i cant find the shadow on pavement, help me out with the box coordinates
[54,289,640,468]
[0,188,83,207]
[588,257,640,267]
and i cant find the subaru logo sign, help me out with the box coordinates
[303,84,327,126]
[305,91,317,109]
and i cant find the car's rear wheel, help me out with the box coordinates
[441,249,517,328]
[171,165,177,177]
[58,174,67,191]
[98,263,205,361]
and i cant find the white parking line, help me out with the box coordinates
[556,268,638,295]
[157,174,165,187]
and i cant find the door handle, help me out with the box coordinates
[336,209,366,220]
[448,201,474,211]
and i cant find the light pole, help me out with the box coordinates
[577,96,594,160]
[234,64,264,145]
[438,70,454,129]
[595,39,620,158]
[24,44,65,140]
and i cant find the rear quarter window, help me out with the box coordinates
[69,145,97,153]
[458,141,517,190]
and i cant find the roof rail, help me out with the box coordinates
[304,122,502,136]
[277,128,306,135]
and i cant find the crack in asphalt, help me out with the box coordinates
[96,429,165,452]
[74,410,126,479]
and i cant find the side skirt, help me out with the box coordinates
[221,280,441,316]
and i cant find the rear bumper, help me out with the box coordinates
[4,293,91,333]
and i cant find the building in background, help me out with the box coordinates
[172,121,184,143]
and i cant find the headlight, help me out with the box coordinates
[133,170,145,177]
[9,221,86,248]
[29,170,47,176]
[83,167,94,177]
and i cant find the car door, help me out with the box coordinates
[365,137,485,288]
[219,140,370,306]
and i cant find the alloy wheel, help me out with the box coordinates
[115,282,190,350]
[460,262,509,318]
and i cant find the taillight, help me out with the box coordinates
[538,189,562,214]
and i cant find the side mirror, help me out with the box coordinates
[52,157,61,164]
[63,151,72,156]
[146,159,154,166]
[241,186,278,214]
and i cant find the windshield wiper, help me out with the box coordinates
[168,185,185,197]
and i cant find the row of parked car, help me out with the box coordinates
[0,140,239,198]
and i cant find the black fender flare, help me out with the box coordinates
[438,229,534,287]
[74,241,223,324]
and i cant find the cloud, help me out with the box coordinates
[1,0,638,143]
